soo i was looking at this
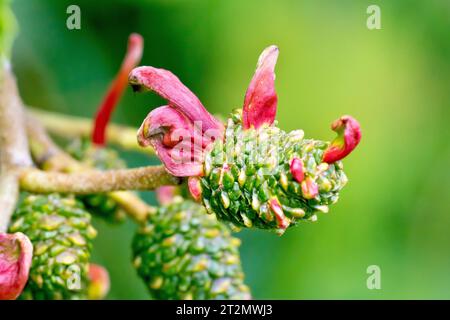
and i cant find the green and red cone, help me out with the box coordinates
[196,109,349,234]
[0,32,137,301]
[9,194,97,299]
[132,187,251,300]
[130,45,361,234]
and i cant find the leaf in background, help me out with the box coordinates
[0,0,17,59]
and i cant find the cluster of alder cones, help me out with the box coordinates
[0,31,361,300]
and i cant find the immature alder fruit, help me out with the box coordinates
[198,109,348,234]
[132,198,251,300]
[9,194,97,299]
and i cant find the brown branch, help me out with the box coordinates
[28,108,155,156]
[19,165,179,195]
[0,62,32,232]
[26,116,166,221]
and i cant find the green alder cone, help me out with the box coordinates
[9,193,97,300]
[132,198,251,300]
[199,109,348,234]
[66,138,127,223]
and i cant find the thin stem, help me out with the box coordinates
[28,108,154,156]
[26,116,159,221]
[26,113,84,172]
[19,165,180,195]
[0,61,32,232]
[109,191,156,221]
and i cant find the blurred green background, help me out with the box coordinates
[10,0,450,299]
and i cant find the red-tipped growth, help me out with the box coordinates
[290,157,305,183]
[322,115,361,164]
[130,66,223,177]
[87,264,110,300]
[269,198,289,232]
[92,33,144,146]
[242,45,279,130]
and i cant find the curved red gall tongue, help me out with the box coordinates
[131,66,224,177]
[137,106,204,177]
[0,232,33,300]
[322,115,362,164]
[92,33,144,146]
[129,66,223,135]
[242,45,279,130]
[137,105,192,148]
[156,186,178,206]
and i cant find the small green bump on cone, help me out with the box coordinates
[9,193,96,300]
[132,198,251,300]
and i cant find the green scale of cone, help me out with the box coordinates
[66,138,127,223]
[132,198,251,300]
[199,109,348,234]
[9,193,97,300]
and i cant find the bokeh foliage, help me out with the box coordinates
[11,0,450,299]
